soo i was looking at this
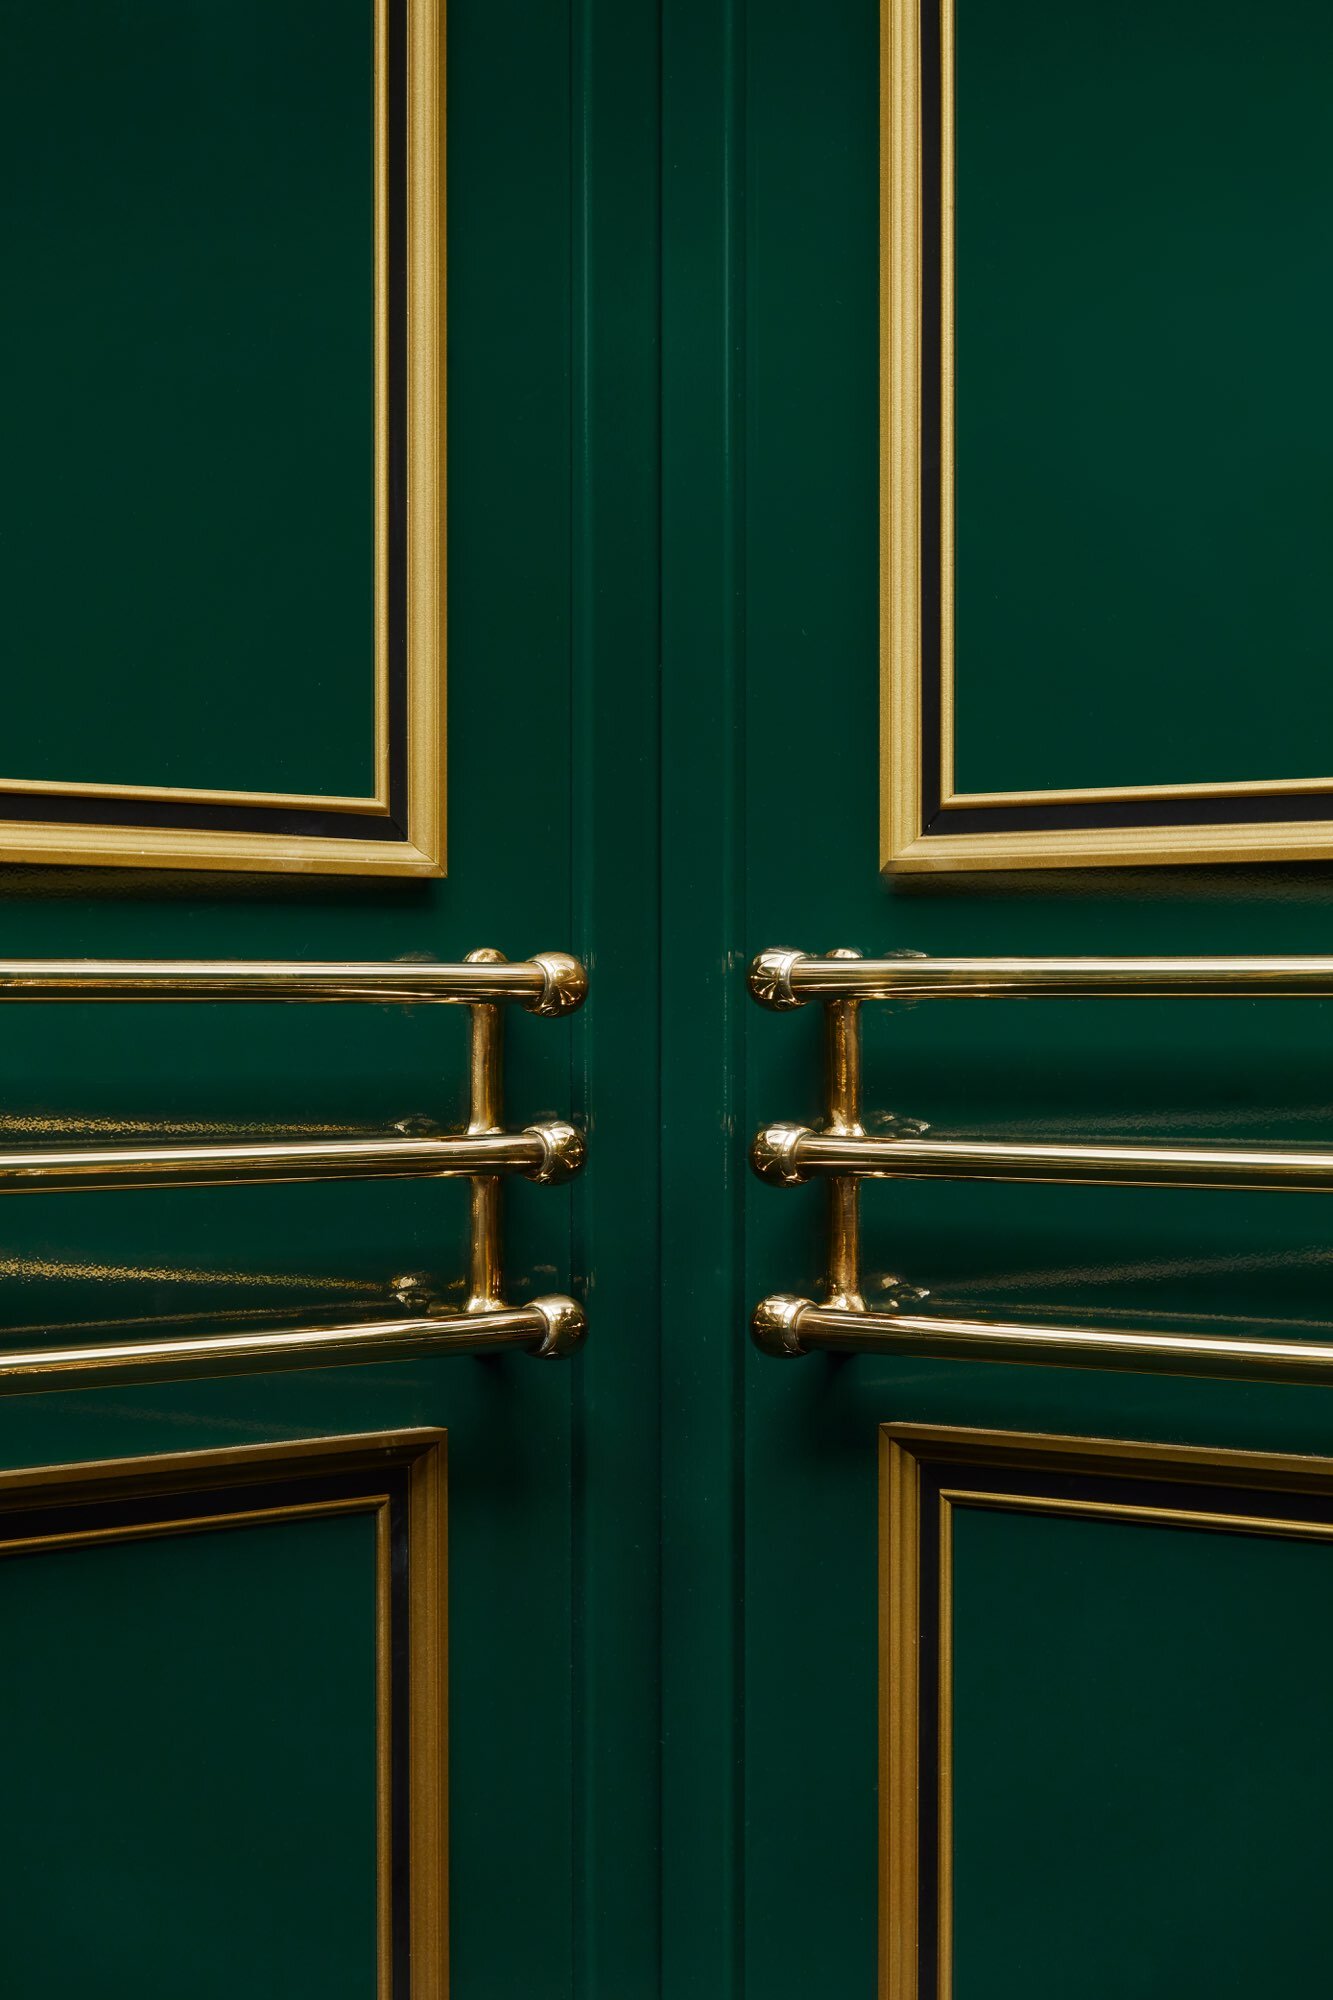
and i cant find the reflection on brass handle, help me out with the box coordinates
[749,947,1333,1007]
[0,1296,587,1396]
[752,1124,1333,1194]
[0,951,588,1013]
[751,1294,1333,1387]
[0,1124,586,1195]
[0,948,588,1389]
[749,945,1333,1384]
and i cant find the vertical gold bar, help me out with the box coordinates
[408,1438,448,2000]
[375,1498,394,2000]
[882,1432,921,1999]
[824,950,865,1309]
[406,0,446,867]
[881,0,925,864]
[465,949,505,1309]
[936,1498,953,2000]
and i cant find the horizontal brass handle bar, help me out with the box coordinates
[753,1124,1333,1194]
[750,948,1333,1007]
[0,1122,584,1194]
[0,952,586,1014]
[0,1296,587,1394]
[753,1293,1333,1388]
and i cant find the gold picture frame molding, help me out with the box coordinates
[0,1427,447,1998]
[879,0,1333,871]
[2,0,444,877]
[879,1421,1333,1997]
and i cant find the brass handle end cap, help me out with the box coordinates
[751,1122,812,1186]
[529,1294,588,1358]
[748,949,810,1010]
[528,952,589,1016]
[752,1294,811,1359]
[525,1120,588,1184]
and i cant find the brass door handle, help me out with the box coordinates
[0,951,587,1010]
[0,949,588,1392]
[749,947,1333,1385]
[750,947,1333,1005]
[0,1299,585,1394]
[0,1125,584,1195]
[752,1126,1333,1194]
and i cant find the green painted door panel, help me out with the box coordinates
[8,0,1333,1994]
[951,1505,1333,1997]
[954,0,1333,795]
[0,1511,379,1996]
[724,1,1333,1994]
[3,0,375,795]
[0,0,667,1993]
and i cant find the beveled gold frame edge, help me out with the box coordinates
[405,0,447,876]
[887,818,1333,875]
[880,1424,921,1999]
[880,1420,1333,1998]
[880,0,923,872]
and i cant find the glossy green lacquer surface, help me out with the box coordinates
[10,1,1333,1995]
[736,1,1333,1994]
[0,0,667,1991]
[953,0,1333,794]
[0,1512,377,1996]
[1,1,373,794]
[951,1506,1333,1996]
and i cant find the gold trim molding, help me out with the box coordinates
[3,0,444,877]
[0,1429,446,1997]
[880,1422,1333,1995]
[879,0,1333,871]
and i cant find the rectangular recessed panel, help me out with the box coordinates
[950,1503,1333,1998]
[883,1429,1333,1997]
[0,1432,444,1998]
[1,1,375,800]
[952,0,1333,798]
[0,1508,379,1997]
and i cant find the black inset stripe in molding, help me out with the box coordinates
[918,0,944,833]
[384,0,409,832]
[915,0,1329,843]
[0,790,406,841]
[6,0,410,851]
[928,788,1333,837]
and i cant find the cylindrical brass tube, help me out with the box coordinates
[0,952,587,1013]
[753,1293,1333,1388]
[0,1295,588,1393]
[465,948,507,1309]
[0,1124,585,1194]
[755,1124,1333,1194]
[750,949,1333,1008]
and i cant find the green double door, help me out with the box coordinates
[7,0,1333,1995]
